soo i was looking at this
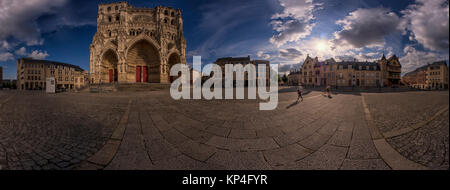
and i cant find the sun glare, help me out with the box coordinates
[315,40,329,52]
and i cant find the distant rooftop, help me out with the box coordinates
[215,56,251,63]
[18,58,84,71]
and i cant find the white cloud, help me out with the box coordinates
[400,45,449,74]
[15,47,27,56]
[332,8,403,49]
[0,0,67,46]
[270,0,321,47]
[29,50,49,60]
[257,51,271,59]
[0,52,14,61]
[0,40,12,51]
[402,0,449,51]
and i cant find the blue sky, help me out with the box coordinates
[0,0,448,79]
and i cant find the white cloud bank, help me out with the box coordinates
[402,0,449,51]
[0,0,67,46]
[270,0,321,47]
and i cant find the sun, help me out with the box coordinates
[315,40,329,52]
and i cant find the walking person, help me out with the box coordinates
[326,85,331,97]
[297,87,303,102]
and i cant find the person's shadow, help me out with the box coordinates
[286,100,301,109]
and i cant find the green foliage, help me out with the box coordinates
[282,74,288,83]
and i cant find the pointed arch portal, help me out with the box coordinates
[126,39,161,83]
[101,49,119,83]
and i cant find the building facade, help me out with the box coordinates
[288,69,301,86]
[402,65,427,89]
[16,58,85,90]
[75,71,91,89]
[379,54,402,87]
[89,2,187,84]
[426,61,449,89]
[296,54,396,88]
[212,56,271,86]
[402,61,449,90]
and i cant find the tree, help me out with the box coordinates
[282,74,288,84]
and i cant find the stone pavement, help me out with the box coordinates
[0,89,448,170]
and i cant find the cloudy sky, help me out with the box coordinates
[0,0,448,79]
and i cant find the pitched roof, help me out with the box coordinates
[215,56,251,63]
[19,58,84,71]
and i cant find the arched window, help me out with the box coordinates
[108,30,112,37]
[171,12,175,17]
[108,16,112,22]
[171,19,175,25]
[164,10,168,15]
[116,15,120,21]
[115,6,118,10]
[150,32,153,36]
[107,7,111,12]
[164,18,168,24]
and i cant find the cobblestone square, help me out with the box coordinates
[0,89,448,170]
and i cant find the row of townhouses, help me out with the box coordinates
[16,58,90,90]
[402,61,449,90]
[288,54,402,88]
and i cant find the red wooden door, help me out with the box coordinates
[143,66,148,83]
[136,66,141,83]
[109,69,113,83]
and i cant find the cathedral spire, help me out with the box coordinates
[381,52,386,61]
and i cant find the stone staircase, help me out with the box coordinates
[87,83,171,93]
[89,83,118,93]
[116,83,171,92]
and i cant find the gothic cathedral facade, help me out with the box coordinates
[89,2,187,84]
